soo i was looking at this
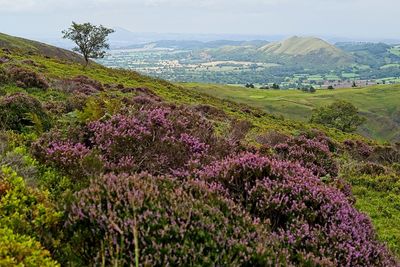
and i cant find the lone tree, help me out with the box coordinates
[62,22,114,67]
[310,100,365,132]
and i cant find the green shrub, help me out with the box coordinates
[0,227,59,267]
[0,166,62,252]
[310,100,365,132]
[0,66,8,85]
[0,93,51,133]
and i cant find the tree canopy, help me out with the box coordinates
[310,100,365,132]
[62,22,114,67]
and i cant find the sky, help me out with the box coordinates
[0,0,399,42]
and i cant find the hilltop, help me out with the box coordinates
[0,33,399,265]
[0,32,85,64]
[259,36,353,65]
[259,36,345,56]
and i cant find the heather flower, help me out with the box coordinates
[34,105,234,178]
[274,133,339,177]
[198,152,397,266]
[67,173,289,266]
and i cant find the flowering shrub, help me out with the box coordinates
[357,162,387,176]
[0,227,59,267]
[193,104,227,119]
[0,93,51,132]
[343,139,373,160]
[7,66,49,89]
[67,173,288,266]
[88,107,217,175]
[34,106,234,177]
[228,120,253,145]
[55,75,103,95]
[274,133,339,177]
[198,153,397,266]
[372,144,400,165]
[256,130,289,148]
[45,141,91,171]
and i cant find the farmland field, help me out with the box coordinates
[182,83,400,142]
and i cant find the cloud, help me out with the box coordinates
[0,0,399,39]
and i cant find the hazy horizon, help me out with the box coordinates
[0,0,399,44]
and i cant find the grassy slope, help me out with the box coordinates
[353,186,400,255]
[0,32,85,64]
[1,33,399,257]
[182,83,400,143]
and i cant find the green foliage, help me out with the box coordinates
[76,93,121,122]
[0,93,51,133]
[183,83,400,142]
[62,22,114,66]
[0,66,8,85]
[0,166,62,252]
[310,100,365,132]
[0,227,59,267]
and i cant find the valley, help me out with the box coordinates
[98,36,400,88]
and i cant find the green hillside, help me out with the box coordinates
[203,36,354,67]
[1,33,399,264]
[0,32,85,64]
[182,83,400,142]
[259,36,348,57]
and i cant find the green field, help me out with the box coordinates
[182,83,400,142]
[390,46,400,57]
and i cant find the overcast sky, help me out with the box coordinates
[0,0,399,41]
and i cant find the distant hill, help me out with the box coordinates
[259,36,344,56]
[336,42,400,67]
[195,36,354,67]
[257,36,354,66]
[0,32,85,64]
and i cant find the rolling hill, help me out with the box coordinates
[0,33,399,264]
[0,32,85,64]
[258,36,354,65]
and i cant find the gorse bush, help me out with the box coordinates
[0,227,59,267]
[198,153,397,266]
[0,166,62,255]
[0,93,51,132]
[67,173,288,266]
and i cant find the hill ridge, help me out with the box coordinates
[0,32,85,64]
